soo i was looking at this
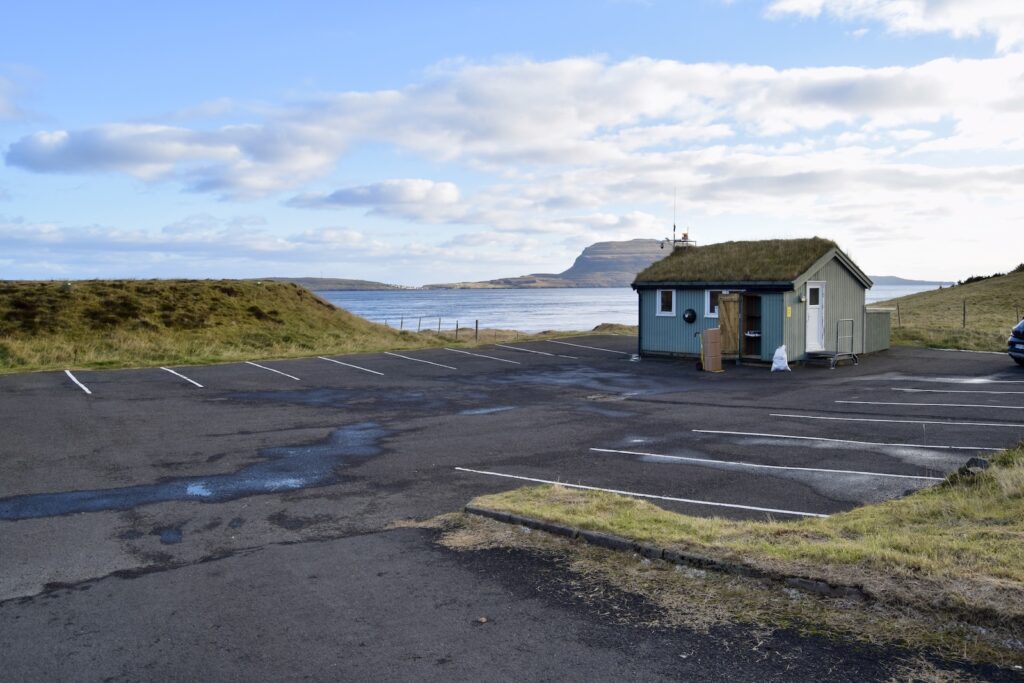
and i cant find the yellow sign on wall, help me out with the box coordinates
[786,306,792,318]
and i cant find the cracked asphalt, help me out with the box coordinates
[2,336,1022,680]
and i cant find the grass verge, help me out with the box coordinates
[465,444,1024,666]
[0,279,630,373]
[872,271,1024,352]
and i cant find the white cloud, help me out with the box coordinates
[288,179,463,221]
[5,53,1024,278]
[766,0,1024,53]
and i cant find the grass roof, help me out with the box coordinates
[634,237,838,284]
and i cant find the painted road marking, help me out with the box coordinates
[882,377,1024,385]
[590,448,944,481]
[245,361,301,381]
[495,344,578,359]
[693,429,1001,451]
[837,400,1024,411]
[771,413,1024,429]
[893,388,1024,395]
[444,348,521,364]
[64,370,92,395]
[454,467,828,518]
[546,340,631,355]
[160,367,204,388]
[318,356,384,376]
[383,352,457,370]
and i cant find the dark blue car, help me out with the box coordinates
[1010,319,1024,366]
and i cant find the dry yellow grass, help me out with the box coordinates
[0,279,447,372]
[872,271,1024,351]
[472,445,1024,642]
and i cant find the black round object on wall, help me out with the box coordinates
[682,308,697,323]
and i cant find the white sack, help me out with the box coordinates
[771,345,791,372]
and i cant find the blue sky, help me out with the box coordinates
[2,1,1022,283]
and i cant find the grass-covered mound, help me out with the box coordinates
[873,270,1024,351]
[0,279,435,372]
[470,445,1024,664]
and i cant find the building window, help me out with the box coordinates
[656,289,675,316]
[705,290,729,318]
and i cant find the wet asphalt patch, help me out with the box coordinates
[0,422,386,521]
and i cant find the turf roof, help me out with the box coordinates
[634,237,840,284]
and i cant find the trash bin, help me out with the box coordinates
[702,327,722,372]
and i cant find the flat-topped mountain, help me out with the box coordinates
[425,239,665,288]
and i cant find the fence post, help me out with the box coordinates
[384,319,388,328]
[400,316,404,330]
[896,302,901,327]
[475,320,479,341]
[437,317,441,334]
[417,317,422,332]
[455,320,459,340]
[963,299,966,328]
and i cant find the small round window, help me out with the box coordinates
[682,308,697,323]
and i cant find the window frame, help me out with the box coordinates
[656,289,676,317]
[704,289,730,318]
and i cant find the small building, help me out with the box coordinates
[631,237,890,364]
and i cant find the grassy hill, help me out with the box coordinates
[0,279,443,373]
[872,270,1024,351]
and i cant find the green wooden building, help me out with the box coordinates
[631,237,891,364]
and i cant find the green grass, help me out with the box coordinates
[635,237,837,283]
[472,444,1024,632]
[0,279,626,373]
[0,279,456,373]
[872,271,1024,351]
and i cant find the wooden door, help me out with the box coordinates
[719,293,740,356]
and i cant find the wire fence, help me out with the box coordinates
[374,317,525,342]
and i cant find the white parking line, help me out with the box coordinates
[771,413,1024,429]
[318,356,384,376]
[693,429,1000,451]
[444,348,520,364]
[495,344,578,359]
[383,352,457,370]
[453,467,828,518]
[160,367,204,388]
[546,340,631,355]
[590,448,944,481]
[837,400,1024,411]
[245,361,301,381]
[893,388,1024,395]
[64,370,92,395]
[882,377,1024,385]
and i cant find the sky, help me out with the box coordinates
[2,0,1023,284]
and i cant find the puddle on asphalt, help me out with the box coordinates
[0,423,386,521]
[153,526,183,545]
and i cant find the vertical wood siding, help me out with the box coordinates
[865,310,892,353]
[639,288,715,355]
[758,293,785,361]
[800,259,866,355]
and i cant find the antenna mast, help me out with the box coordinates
[661,187,696,250]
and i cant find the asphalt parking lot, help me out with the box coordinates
[2,336,1022,679]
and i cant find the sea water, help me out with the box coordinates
[320,284,939,333]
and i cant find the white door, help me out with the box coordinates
[805,282,825,352]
